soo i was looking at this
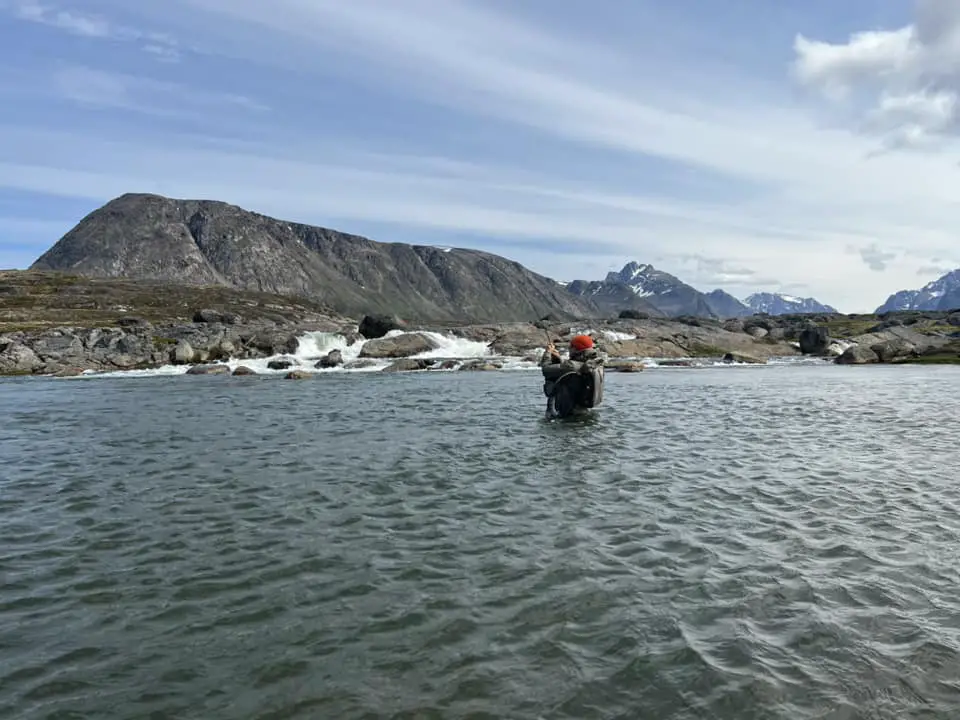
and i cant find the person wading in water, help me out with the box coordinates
[540,334,605,419]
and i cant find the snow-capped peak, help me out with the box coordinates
[744,292,836,315]
[875,268,960,312]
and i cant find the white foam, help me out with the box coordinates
[69,329,502,378]
[61,327,817,379]
[409,331,493,359]
[294,331,365,364]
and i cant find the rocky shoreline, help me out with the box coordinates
[0,311,792,377]
[2,271,960,377]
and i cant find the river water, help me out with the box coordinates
[2,364,960,719]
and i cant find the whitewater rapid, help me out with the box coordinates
[81,330,540,379]
[73,329,827,379]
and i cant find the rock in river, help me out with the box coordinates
[358,314,406,339]
[382,358,431,372]
[315,349,343,368]
[836,345,880,364]
[360,332,439,358]
[799,326,831,355]
[186,364,231,375]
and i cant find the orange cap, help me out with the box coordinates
[570,334,594,351]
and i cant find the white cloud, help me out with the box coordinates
[3,0,960,311]
[793,0,960,148]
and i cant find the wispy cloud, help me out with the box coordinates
[50,65,269,119]
[9,0,181,61]
[14,0,111,37]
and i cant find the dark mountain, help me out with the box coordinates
[565,262,747,318]
[875,269,960,313]
[30,193,604,323]
[704,289,752,318]
[744,292,838,315]
[563,277,666,318]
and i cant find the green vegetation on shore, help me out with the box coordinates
[820,313,956,339]
[894,340,960,364]
[0,270,348,333]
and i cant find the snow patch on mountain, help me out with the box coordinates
[875,269,960,312]
[745,292,837,315]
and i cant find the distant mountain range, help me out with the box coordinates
[565,261,837,318]
[875,270,960,313]
[25,191,888,322]
[743,292,838,316]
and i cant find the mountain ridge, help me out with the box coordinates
[30,193,604,324]
[743,292,838,316]
[28,192,845,320]
[564,261,837,318]
[566,262,739,318]
[876,269,960,313]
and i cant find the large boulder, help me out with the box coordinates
[267,357,296,370]
[0,342,42,374]
[359,332,439,358]
[722,319,745,334]
[358,314,405,339]
[799,326,831,355]
[172,340,196,364]
[488,324,551,355]
[31,330,85,362]
[248,329,300,356]
[836,345,880,364]
[870,338,918,363]
[315,349,343,368]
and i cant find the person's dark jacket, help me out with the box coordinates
[540,345,603,376]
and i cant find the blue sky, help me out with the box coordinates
[1,0,958,312]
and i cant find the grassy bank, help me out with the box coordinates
[0,270,349,333]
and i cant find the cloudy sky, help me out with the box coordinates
[1,0,958,312]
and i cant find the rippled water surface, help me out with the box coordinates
[4,365,960,719]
